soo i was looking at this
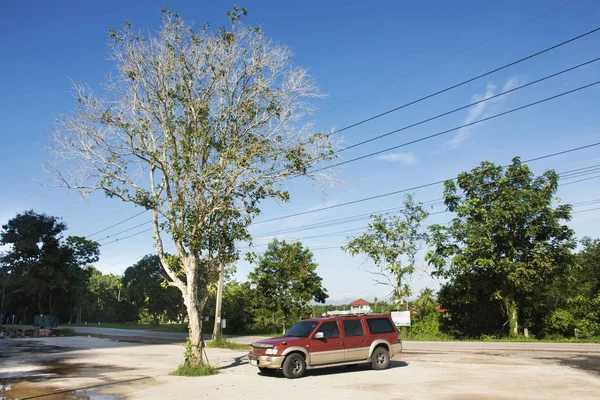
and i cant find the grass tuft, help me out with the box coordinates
[170,363,220,376]
[206,336,251,351]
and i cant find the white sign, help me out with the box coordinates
[391,311,411,327]
[222,319,227,329]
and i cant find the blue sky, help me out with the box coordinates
[1,0,599,304]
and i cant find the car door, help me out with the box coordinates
[342,318,369,361]
[309,321,345,365]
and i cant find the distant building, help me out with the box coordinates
[323,298,372,316]
[349,298,372,313]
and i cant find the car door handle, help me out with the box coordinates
[336,341,342,345]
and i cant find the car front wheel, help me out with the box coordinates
[371,347,390,370]
[282,353,306,378]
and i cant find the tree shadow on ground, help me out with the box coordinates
[218,355,248,371]
[536,354,600,375]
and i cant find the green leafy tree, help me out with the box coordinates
[426,158,576,336]
[46,9,335,365]
[538,237,600,337]
[343,194,429,310]
[412,288,437,315]
[249,239,328,334]
[123,255,184,324]
[437,270,506,337]
[0,211,99,321]
[87,268,123,321]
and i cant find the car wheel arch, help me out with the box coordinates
[281,347,309,359]
[368,340,390,358]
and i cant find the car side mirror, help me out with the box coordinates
[314,332,324,339]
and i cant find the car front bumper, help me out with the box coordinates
[248,352,285,369]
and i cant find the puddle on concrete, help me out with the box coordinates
[1,381,122,399]
[0,340,152,399]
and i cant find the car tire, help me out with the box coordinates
[371,347,390,370]
[282,353,306,379]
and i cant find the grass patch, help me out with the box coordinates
[170,363,220,376]
[206,336,251,351]
[52,328,77,336]
[401,332,600,343]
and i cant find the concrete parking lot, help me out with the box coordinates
[1,336,599,399]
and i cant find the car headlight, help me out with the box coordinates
[265,348,278,355]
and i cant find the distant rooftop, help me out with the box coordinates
[349,298,371,306]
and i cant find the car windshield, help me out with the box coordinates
[284,321,318,337]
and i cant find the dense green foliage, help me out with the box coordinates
[248,239,328,334]
[427,158,576,336]
[0,211,99,323]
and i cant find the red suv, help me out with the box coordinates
[248,314,402,378]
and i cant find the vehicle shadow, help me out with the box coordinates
[258,360,409,378]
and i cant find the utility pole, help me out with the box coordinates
[212,261,226,339]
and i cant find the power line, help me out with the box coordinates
[251,168,600,241]
[320,0,581,114]
[315,80,600,172]
[102,164,599,249]
[97,187,600,268]
[247,201,599,254]
[81,30,600,238]
[253,141,600,225]
[330,26,600,135]
[252,199,445,238]
[85,210,147,238]
[561,174,600,186]
[338,58,600,152]
[572,206,600,214]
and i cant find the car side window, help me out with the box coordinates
[318,321,340,339]
[366,317,396,334]
[342,320,364,337]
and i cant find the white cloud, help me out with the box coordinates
[376,151,418,165]
[445,77,518,149]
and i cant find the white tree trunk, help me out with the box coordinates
[184,264,207,366]
[212,262,225,339]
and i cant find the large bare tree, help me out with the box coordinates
[46,8,335,365]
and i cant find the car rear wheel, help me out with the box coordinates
[371,347,390,370]
[282,353,306,379]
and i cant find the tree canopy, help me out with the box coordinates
[249,239,328,334]
[344,194,428,309]
[0,211,99,320]
[46,8,335,365]
[426,158,576,335]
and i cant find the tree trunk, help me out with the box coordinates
[184,264,208,366]
[503,296,519,336]
[212,262,226,339]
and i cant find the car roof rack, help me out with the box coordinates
[321,311,385,318]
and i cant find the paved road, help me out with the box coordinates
[63,326,600,353]
[62,326,269,344]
